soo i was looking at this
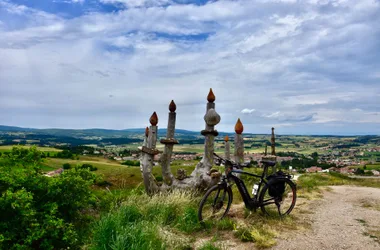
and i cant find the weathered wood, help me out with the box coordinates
[271,127,276,156]
[140,89,222,193]
[225,141,230,160]
[141,114,159,194]
[234,118,244,164]
[139,127,149,173]
[190,89,221,189]
[234,134,244,164]
[141,146,160,155]
[160,106,177,186]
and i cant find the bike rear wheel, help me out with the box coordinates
[198,184,232,223]
[259,178,296,218]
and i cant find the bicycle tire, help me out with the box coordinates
[198,184,233,223]
[259,177,297,218]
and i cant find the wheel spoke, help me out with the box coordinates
[260,178,297,218]
[198,185,232,223]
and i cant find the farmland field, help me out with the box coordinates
[0,145,62,152]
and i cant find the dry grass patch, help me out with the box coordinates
[361,200,380,212]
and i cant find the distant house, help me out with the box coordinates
[329,167,338,172]
[44,168,64,177]
[306,166,322,173]
[371,170,380,176]
[337,167,355,174]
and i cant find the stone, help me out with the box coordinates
[204,108,221,126]
[177,168,187,180]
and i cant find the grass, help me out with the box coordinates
[297,173,380,193]
[199,241,221,250]
[42,157,197,189]
[230,209,306,249]
[365,164,380,171]
[361,200,380,212]
[90,190,202,250]
[31,150,380,249]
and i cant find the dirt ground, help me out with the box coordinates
[273,186,380,250]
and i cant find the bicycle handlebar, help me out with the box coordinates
[213,153,251,169]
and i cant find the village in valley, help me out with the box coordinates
[1,123,379,180]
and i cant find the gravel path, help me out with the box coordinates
[273,186,380,250]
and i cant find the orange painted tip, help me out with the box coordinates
[207,88,215,103]
[145,127,149,137]
[224,135,229,142]
[149,112,158,126]
[235,118,244,134]
[169,100,176,112]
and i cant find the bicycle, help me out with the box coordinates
[198,153,297,222]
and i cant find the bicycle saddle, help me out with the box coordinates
[260,160,276,167]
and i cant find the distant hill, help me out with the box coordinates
[0,125,202,137]
[1,125,379,148]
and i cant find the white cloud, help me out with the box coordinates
[241,108,256,114]
[0,0,379,134]
[100,0,170,8]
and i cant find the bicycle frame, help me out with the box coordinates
[225,167,269,210]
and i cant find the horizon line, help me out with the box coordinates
[0,124,379,137]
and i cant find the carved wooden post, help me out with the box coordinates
[271,127,276,156]
[234,118,244,164]
[271,127,277,173]
[141,112,160,194]
[224,135,230,160]
[160,100,178,186]
[191,89,220,187]
[140,127,149,173]
[262,127,277,173]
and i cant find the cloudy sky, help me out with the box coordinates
[0,0,379,135]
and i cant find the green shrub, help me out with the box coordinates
[2,146,43,167]
[121,160,140,166]
[63,163,71,169]
[0,147,97,249]
[155,175,163,182]
[199,241,221,250]
[55,149,74,159]
[77,163,97,171]
[216,218,235,230]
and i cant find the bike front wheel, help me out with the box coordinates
[198,184,233,223]
[259,178,297,218]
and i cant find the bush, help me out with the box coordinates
[121,160,140,167]
[2,146,43,167]
[55,149,74,159]
[0,147,97,249]
[63,163,71,169]
[77,163,97,171]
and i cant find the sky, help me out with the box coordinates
[0,0,379,135]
